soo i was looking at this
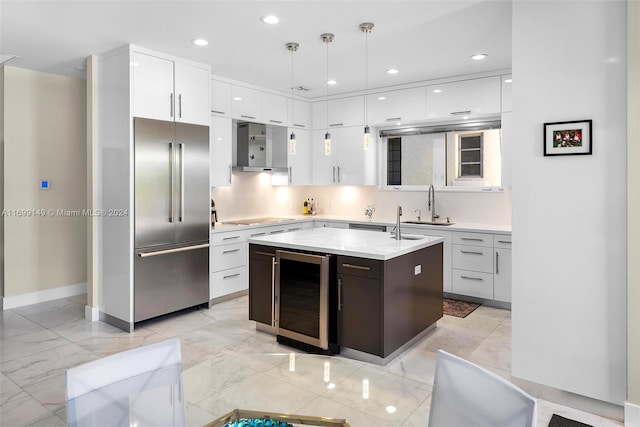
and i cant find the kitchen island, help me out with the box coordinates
[248,228,444,364]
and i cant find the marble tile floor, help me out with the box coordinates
[0,294,624,427]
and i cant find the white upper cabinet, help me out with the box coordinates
[261,93,288,126]
[289,98,311,129]
[312,96,365,129]
[287,128,312,185]
[366,87,426,125]
[231,85,262,122]
[311,126,376,185]
[132,52,209,125]
[501,74,512,112]
[210,79,232,117]
[133,53,176,122]
[425,76,501,120]
[210,115,233,187]
[173,62,210,125]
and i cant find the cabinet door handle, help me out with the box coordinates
[342,263,371,271]
[461,237,484,242]
[241,115,256,120]
[250,232,266,237]
[269,120,283,124]
[211,110,226,115]
[460,250,483,255]
[170,93,174,118]
[178,94,182,118]
[329,123,343,127]
[450,110,471,115]
[385,117,402,122]
[270,230,284,234]
[337,166,341,183]
[222,235,240,241]
[288,166,292,184]
[271,256,277,327]
[337,278,343,311]
[228,164,232,184]
[496,251,499,274]
[223,273,240,279]
[461,275,483,281]
[332,166,336,183]
[222,248,240,254]
[293,123,306,128]
[497,240,511,244]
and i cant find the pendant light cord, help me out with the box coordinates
[326,39,329,133]
[365,29,368,125]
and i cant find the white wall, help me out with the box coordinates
[511,0,626,406]
[2,67,87,298]
[211,172,511,225]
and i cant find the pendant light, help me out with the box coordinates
[321,33,334,156]
[360,22,374,151]
[286,42,299,155]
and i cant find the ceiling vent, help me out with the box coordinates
[291,85,312,92]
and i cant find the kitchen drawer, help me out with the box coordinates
[403,226,453,243]
[452,269,493,299]
[452,244,493,273]
[210,242,247,272]
[453,231,493,247]
[211,229,247,246]
[337,256,382,280]
[210,267,248,299]
[493,234,512,249]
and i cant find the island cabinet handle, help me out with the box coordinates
[342,263,371,271]
[460,250,483,255]
[337,278,343,311]
[255,251,275,257]
[461,275,483,281]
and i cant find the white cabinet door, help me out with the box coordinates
[501,111,512,187]
[231,85,262,122]
[501,74,512,112]
[132,52,174,121]
[494,248,511,302]
[426,76,501,120]
[334,126,374,185]
[312,96,365,129]
[289,99,311,129]
[262,93,288,126]
[288,128,311,185]
[367,87,426,125]
[210,116,233,187]
[211,79,232,117]
[174,62,210,126]
[311,129,336,185]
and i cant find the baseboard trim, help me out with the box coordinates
[85,305,100,322]
[625,401,640,427]
[1,282,87,310]
[512,376,624,422]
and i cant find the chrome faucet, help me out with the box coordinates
[415,209,421,222]
[428,184,439,223]
[395,205,403,240]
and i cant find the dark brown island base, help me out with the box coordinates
[247,227,444,365]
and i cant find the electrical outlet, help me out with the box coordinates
[414,264,422,275]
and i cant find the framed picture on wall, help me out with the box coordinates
[543,119,592,156]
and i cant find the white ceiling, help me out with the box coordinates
[0,0,512,98]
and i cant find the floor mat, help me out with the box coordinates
[442,298,480,318]
[548,414,593,427]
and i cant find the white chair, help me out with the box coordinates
[66,337,186,427]
[428,349,537,427]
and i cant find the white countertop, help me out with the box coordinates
[248,227,444,260]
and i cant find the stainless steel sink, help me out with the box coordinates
[402,221,455,226]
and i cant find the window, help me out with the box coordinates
[458,133,483,178]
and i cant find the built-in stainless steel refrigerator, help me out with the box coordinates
[133,118,210,323]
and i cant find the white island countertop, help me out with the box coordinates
[248,227,444,260]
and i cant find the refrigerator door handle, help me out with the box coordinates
[138,243,210,258]
[169,142,174,223]
[179,143,185,222]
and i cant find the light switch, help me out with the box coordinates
[414,264,421,275]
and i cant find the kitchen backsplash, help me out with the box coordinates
[211,172,511,225]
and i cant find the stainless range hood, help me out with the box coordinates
[234,121,288,173]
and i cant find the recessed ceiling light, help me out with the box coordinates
[386,68,399,75]
[432,89,442,93]
[377,96,386,101]
[192,38,208,46]
[471,53,488,60]
[233,97,243,101]
[327,80,337,85]
[261,15,280,24]
[504,78,513,83]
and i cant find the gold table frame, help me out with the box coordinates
[205,408,351,427]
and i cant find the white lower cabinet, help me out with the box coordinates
[493,235,512,303]
[210,230,248,299]
[452,270,494,299]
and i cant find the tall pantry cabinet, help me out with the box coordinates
[96,45,210,331]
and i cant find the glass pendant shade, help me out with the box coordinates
[289,131,296,155]
[363,125,371,151]
[324,132,332,156]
